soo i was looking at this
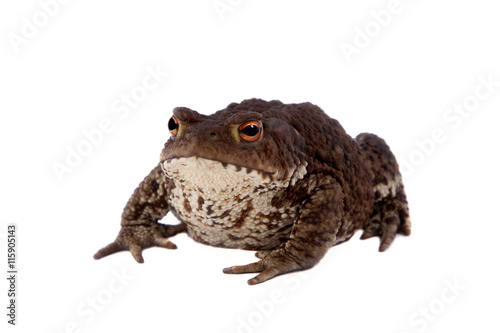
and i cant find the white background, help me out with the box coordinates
[1,0,499,332]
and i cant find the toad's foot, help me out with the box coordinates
[361,196,411,252]
[224,246,310,285]
[93,223,186,263]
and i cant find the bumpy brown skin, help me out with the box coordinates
[94,99,411,285]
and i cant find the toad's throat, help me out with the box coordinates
[161,156,282,193]
[162,157,289,220]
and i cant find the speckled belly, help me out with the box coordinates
[163,157,302,250]
[169,184,298,250]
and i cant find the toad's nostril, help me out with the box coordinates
[209,132,217,138]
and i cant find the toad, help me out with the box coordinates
[94,99,411,285]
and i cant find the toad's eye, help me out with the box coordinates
[168,116,179,136]
[238,121,262,142]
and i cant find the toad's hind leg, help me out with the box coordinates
[361,194,411,252]
[356,133,411,252]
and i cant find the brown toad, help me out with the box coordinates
[94,99,411,285]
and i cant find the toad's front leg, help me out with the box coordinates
[93,164,186,263]
[93,222,186,263]
[224,179,345,285]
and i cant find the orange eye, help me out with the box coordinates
[168,116,179,136]
[238,121,262,142]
